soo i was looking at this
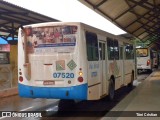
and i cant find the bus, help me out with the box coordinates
[136,48,153,74]
[18,22,135,102]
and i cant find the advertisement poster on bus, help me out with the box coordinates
[22,25,78,54]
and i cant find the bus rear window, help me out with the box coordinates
[136,48,148,57]
[23,25,78,54]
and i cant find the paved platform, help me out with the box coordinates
[101,70,160,120]
[0,87,18,98]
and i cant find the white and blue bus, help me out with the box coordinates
[18,22,135,101]
[136,48,153,73]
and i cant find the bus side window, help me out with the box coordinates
[102,43,105,60]
[120,46,123,60]
[114,39,119,60]
[130,45,134,59]
[99,42,105,60]
[107,38,114,60]
[125,44,134,59]
[99,42,102,60]
[85,31,99,61]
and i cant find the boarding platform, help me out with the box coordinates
[102,70,160,120]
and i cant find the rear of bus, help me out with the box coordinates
[18,22,87,100]
[136,48,152,73]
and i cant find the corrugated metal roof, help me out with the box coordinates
[0,0,59,44]
[79,0,160,47]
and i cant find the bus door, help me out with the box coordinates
[120,45,125,85]
[99,41,106,96]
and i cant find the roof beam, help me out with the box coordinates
[0,11,28,15]
[131,19,156,34]
[125,9,152,28]
[0,29,10,33]
[147,38,160,47]
[141,34,150,40]
[0,1,56,22]
[94,0,108,9]
[129,0,153,10]
[0,16,29,26]
[0,36,8,41]
[5,23,20,39]
[136,26,160,39]
[0,5,48,23]
[114,0,144,20]
[127,0,160,26]
[0,24,16,30]
[0,28,18,35]
[130,11,159,34]
[129,0,160,31]
[136,21,159,33]
[143,34,157,41]
[0,21,11,27]
[154,41,160,46]
[125,0,160,29]
[145,0,160,11]
[114,0,148,21]
[84,0,127,32]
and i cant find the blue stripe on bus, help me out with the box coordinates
[35,43,76,48]
[18,83,88,100]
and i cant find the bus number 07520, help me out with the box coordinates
[53,73,74,78]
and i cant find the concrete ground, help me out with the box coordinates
[102,70,160,120]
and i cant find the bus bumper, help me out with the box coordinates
[18,83,88,100]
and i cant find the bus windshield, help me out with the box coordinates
[23,25,78,54]
[136,48,148,57]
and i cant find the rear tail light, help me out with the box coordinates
[147,60,150,66]
[19,68,23,82]
[78,77,83,82]
[19,76,23,82]
[78,68,83,82]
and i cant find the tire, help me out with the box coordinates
[147,69,152,74]
[108,78,115,101]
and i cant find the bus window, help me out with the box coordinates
[136,48,148,57]
[120,46,123,60]
[85,31,99,61]
[107,38,114,60]
[99,42,103,60]
[125,44,134,59]
[102,43,105,60]
[99,42,105,60]
[114,40,119,60]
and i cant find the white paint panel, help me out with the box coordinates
[88,84,101,100]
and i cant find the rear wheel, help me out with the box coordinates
[108,78,115,101]
[148,69,152,74]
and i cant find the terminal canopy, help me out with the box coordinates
[79,0,160,48]
[0,0,58,44]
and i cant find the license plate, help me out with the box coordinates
[43,80,55,85]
